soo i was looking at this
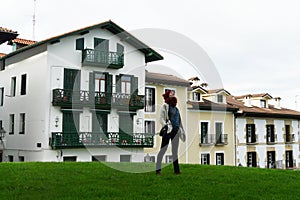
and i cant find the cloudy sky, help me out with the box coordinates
[1,0,300,109]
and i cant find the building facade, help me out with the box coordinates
[0,21,163,162]
[228,94,300,169]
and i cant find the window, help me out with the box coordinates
[145,120,155,135]
[9,114,14,134]
[267,151,275,168]
[0,120,2,130]
[0,87,4,106]
[201,154,210,165]
[20,74,26,95]
[260,100,266,108]
[95,73,106,93]
[92,155,106,162]
[246,124,256,143]
[247,152,257,167]
[145,87,155,112]
[144,154,155,162]
[193,92,201,101]
[216,153,224,165]
[215,122,223,144]
[266,124,275,143]
[10,77,16,97]
[285,125,293,143]
[200,122,209,144]
[8,155,13,162]
[121,76,131,94]
[217,94,223,103]
[286,151,293,168]
[120,155,131,162]
[19,113,25,134]
[76,38,84,50]
[63,156,77,162]
[165,155,173,163]
[19,156,25,162]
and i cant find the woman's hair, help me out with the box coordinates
[162,90,171,103]
[169,97,177,107]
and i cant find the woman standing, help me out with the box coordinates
[156,90,185,175]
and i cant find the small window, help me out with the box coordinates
[0,120,2,130]
[216,153,224,165]
[8,155,13,162]
[145,87,155,112]
[201,153,210,165]
[9,114,14,135]
[63,156,77,162]
[19,156,25,162]
[76,38,84,50]
[92,155,106,162]
[165,155,173,163]
[19,113,25,134]
[11,77,16,97]
[193,92,201,101]
[0,87,4,106]
[260,100,266,108]
[217,94,223,103]
[120,155,131,162]
[145,121,155,135]
[21,74,27,95]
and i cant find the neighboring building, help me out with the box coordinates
[0,20,163,162]
[144,73,238,166]
[186,84,238,166]
[144,71,190,164]
[0,27,18,45]
[8,38,37,51]
[228,94,300,169]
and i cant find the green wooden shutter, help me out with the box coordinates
[105,73,112,103]
[89,72,95,104]
[117,43,124,54]
[116,74,122,93]
[76,38,84,50]
[64,69,80,91]
[131,76,138,95]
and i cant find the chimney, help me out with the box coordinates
[274,97,281,109]
[244,95,252,107]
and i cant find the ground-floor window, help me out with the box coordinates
[286,150,293,168]
[120,155,131,162]
[165,155,173,163]
[63,156,77,162]
[216,153,224,165]
[267,151,276,168]
[247,152,257,167]
[92,155,107,162]
[8,155,13,162]
[201,153,210,165]
[19,156,25,162]
[144,154,155,162]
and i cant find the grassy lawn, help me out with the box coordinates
[0,162,299,199]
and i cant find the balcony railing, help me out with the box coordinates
[199,134,228,146]
[51,132,154,149]
[285,134,295,144]
[52,89,145,110]
[82,49,124,69]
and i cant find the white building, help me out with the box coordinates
[0,20,163,162]
[227,94,300,169]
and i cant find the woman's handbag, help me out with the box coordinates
[159,120,172,136]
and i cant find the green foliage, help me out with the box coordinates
[0,162,299,199]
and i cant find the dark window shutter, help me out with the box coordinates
[21,74,27,95]
[76,38,84,50]
[89,72,95,103]
[131,76,138,95]
[116,75,122,93]
[207,154,210,165]
[117,43,124,54]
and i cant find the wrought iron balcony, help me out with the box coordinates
[52,89,144,110]
[285,134,295,144]
[200,134,228,146]
[51,132,154,149]
[82,49,124,69]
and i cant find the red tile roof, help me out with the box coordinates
[0,27,17,34]
[234,93,272,99]
[227,96,300,119]
[0,53,6,57]
[8,38,36,46]
[187,99,238,112]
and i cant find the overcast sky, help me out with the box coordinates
[1,0,300,109]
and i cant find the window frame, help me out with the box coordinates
[9,114,14,135]
[0,87,4,106]
[246,124,256,143]
[20,74,27,95]
[266,124,275,143]
[10,77,16,97]
[19,113,25,134]
[201,153,210,165]
[145,87,156,113]
[200,121,209,144]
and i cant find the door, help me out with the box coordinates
[94,38,109,64]
[64,69,80,103]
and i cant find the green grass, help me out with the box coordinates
[0,162,299,199]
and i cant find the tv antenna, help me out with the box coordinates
[32,0,37,40]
